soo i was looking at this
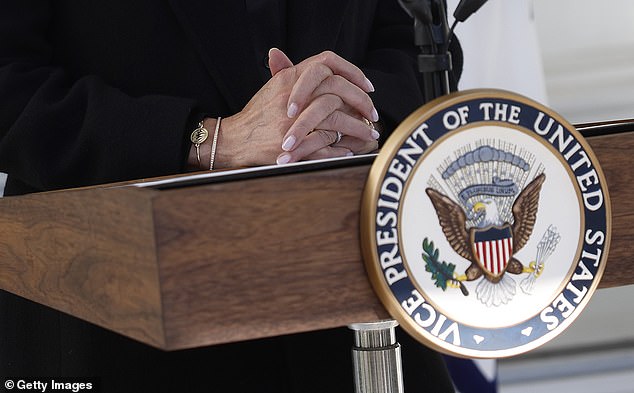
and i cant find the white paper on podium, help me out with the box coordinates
[129,153,378,190]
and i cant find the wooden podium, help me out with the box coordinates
[0,122,633,352]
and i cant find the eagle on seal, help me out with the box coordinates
[425,173,546,307]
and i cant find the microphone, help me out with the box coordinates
[453,0,489,22]
[397,0,452,101]
[395,0,487,102]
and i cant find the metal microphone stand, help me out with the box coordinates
[349,320,404,393]
[401,0,453,102]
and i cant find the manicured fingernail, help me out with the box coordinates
[364,77,375,92]
[282,135,296,151]
[276,152,291,165]
[371,108,379,122]
[287,102,298,118]
[371,130,380,140]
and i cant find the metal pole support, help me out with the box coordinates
[349,320,404,393]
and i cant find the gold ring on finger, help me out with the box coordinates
[363,118,374,129]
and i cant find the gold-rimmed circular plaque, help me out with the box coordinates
[360,89,611,358]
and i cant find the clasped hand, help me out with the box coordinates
[206,48,379,169]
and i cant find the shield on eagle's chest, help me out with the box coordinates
[471,224,514,278]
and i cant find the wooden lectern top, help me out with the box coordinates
[0,125,633,351]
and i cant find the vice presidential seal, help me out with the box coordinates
[360,89,611,358]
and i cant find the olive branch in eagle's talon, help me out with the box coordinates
[422,238,469,296]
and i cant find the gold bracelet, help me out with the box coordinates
[190,121,208,168]
[209,117,221,170]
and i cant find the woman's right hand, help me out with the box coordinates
[189,48,379,170]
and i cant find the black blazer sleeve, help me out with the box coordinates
[0,1,197,194]
[359,0,462,141]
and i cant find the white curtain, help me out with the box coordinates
[447,0,548,103]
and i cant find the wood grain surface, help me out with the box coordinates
[154,166,388,349]
[589,132,634,288]
[0,131,632,351]
[0,187,166,347]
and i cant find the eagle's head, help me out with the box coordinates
[473,199,501,227]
